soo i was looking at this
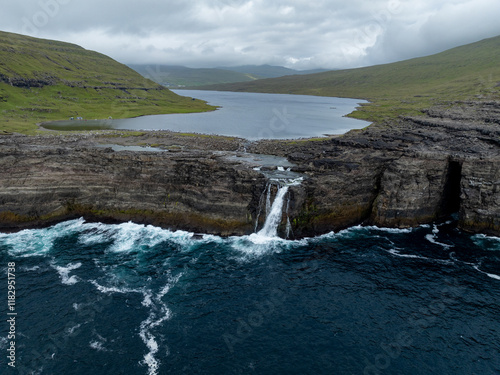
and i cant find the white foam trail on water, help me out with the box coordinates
[90,280,142,295]
[52,262,82,285]
[139,273,182,375]
[21,265,41,272]
[425,234,453,249]
[473,266,500,281]
[421,224,453,249]
[103,222,193,253]
[387,249,426,260]
[471,234,500,251]
[386,249,454,264]
[77,220,196,253]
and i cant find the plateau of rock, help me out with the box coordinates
[1,100,499,238]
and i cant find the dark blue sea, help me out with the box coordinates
[1,216,500,374]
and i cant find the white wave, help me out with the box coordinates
[0,218,90,258]
[81,221,195,253]
[78,222,113,245]
[476,234,500,242]
[52,262,82,285]
[473,266,500,281]
[304,226,413,243]
[472,234,500,251]
[228,234,290,257]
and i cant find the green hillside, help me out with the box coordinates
[200,36,500,123]
[128,64,259,88]
[0,31,214,134]
[129,64,328,88]
[215,65,329,78]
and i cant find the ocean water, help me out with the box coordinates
[1,217,499,375]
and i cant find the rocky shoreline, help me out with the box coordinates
[1,100,499,238]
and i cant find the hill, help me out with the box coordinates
[216,65,329,79]
[0,31,214,134]
[128,64,330,88]
[199,36,500,123]
[128,64,259,88]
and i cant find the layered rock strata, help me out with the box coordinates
[1,100,499,237]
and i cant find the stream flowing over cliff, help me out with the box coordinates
[1,100,500,237]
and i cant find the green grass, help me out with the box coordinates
[199,35,500,123]
[0,31,215,134]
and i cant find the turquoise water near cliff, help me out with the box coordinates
[41,90,368,140]
[1,217,499,374]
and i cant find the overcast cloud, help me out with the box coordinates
[2,0,500,69]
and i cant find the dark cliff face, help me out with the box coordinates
[278,100,500,237]
[1,100,499,237]
[0,139,265,235]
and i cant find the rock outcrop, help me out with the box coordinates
[1,100,499,237]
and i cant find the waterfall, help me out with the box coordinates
[257,184,290,238]
[253,165,303,239]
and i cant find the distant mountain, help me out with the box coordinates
[128,65,260,88]
[0,31,213,134]
[128,64,329,88]
[198,36,500,123]
[216,65,329,78]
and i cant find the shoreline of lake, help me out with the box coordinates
[40,90,369,140]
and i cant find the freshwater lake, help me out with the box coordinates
[42,90,369,140]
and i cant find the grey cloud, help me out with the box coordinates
[1,0,499,69]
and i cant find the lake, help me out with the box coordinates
[41,90,368,140]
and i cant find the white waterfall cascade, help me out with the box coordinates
[255,178,303,239]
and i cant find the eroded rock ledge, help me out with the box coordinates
[1,100,499,237]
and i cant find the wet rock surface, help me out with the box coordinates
[1,100,499,237]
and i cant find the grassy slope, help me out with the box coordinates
[199,36,500,123]
[128,64,260,87]
[129,64,330,88]
[0,31,214,134]
[216,65,329,78]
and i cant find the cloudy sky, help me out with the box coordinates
[2,0,500,70]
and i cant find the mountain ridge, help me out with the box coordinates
[195,35,500,123]
[0,31,214,133]
[128,64,329,88]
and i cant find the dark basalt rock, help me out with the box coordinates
[0,100,499,237]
